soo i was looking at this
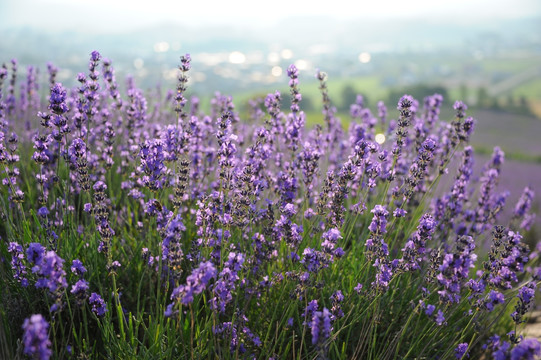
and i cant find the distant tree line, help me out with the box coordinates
[475,87,534,116]
[334,84,449,112]
[243,83,536,119]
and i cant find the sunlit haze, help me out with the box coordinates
[1,0,540,104]
[1,0,540,31]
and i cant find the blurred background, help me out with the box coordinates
[1,0,541,229]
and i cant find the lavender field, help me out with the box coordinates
[1,52,540,359]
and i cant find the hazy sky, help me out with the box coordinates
[1,0,540,31]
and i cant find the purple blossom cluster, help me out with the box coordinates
[211,252,245,313]
[33,250,67,295]
[92,180,115,255]
[484,228,530,291]
[166,260,217,315]
[22,314,52,360]
[1,52,539,359]
[436,235,477,304]
[514,186,536,230]
[311,307,332,346]
[302,300,333,351]
[21,243,68,312]
[484,335,541,360]
[213,311,262,355]
[365,205,396,290]
[70,259,89,306]
[400,214,436,271]
[8,242,28,287]
[89,292,107,317]
[511,282,537,324]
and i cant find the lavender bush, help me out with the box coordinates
[0,52,540,359]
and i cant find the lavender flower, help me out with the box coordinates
[372,260,394,290]
[455,343,469,359]
[392,94,416,158]
[102,58,122,108]
[8,242,28,287]
[22,314,52,360]
[423,93,443,129]
[298,141,320,192]
[400,214,436,271]
[89,292,107,316]
[33,251,67,311]
[48,83,69,115]
[368,205,389,235]
[284,65,305,152]
[327,148,368,227]
[311,307,332,346]
[473,167,500,234]
[484,290,505,312]
[92,180,114,254]
[316,69,342,148]
[403,137,437,201]
[490,146,505,172]
[321,228,343,256]
[514,186,534,217]
[71,259,87,277]
[161,213,186,281]
[46,62,58,89]
[485,335,511,360]
[38,83,70,139]
[365,205,395,291]
[453,101,467,119]
[287,65,301,114]
[175,54,191,145]
[86,50,101,115]
[486,229,530,290]
[513,186,536,230]
[301,247,330,274]
[462,116,475,141]
[510,338,541,360]
[512,282,537,324]
[211,252,245,313]
[0,66,8,131]
[435,145,474,238]
[108,260,121,272]
[216,111,238,173]
[139,139,166,191]
[213,312,261,354]
[68,137,90,190]
[305,299,319,318]
[393,208,407,218]
[6,59,17,115]
[330,290,345,319]
[37,206,49,218]
[70,279,89,305]
[377,100,387,125]
[31,133,51,165]
[436,236,477,304]
[167,261,217,314]
[26,242,46,265]
[435,309,446,326]
[273,203,303,248]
